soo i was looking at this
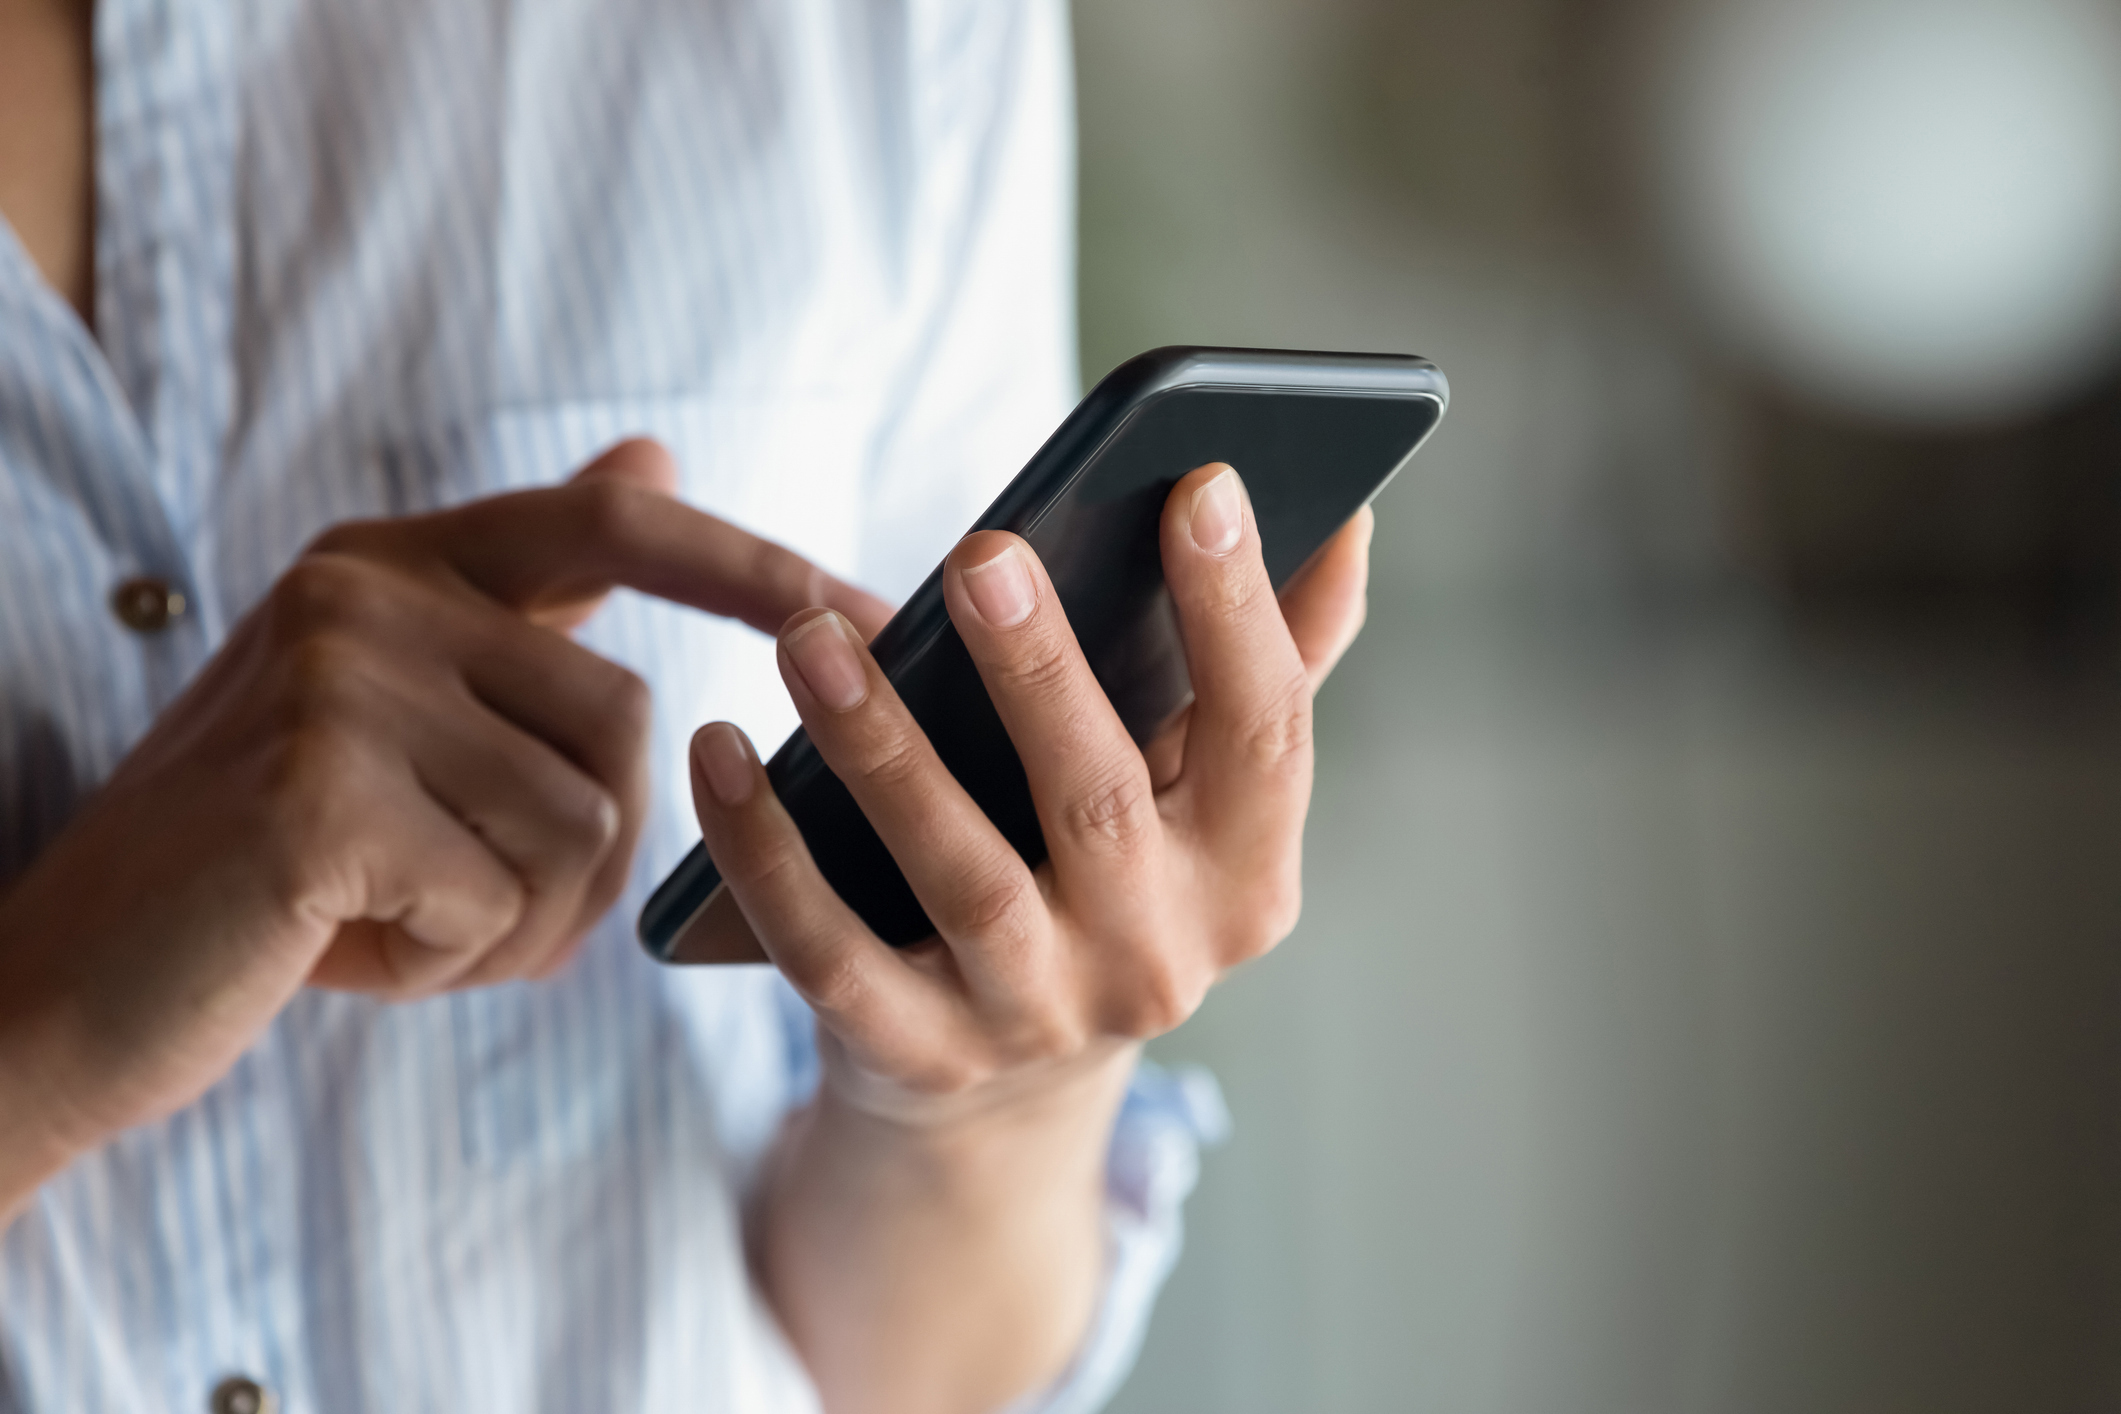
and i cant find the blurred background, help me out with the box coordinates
[1075,1,2121,1410]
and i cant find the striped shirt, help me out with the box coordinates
[0,2,1223,1410]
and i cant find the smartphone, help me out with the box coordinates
[640,345,1448,962]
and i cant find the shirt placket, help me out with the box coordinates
[83,6,302,1413]
[93,0,240,692]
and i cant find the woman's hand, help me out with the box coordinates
[694,460,1367,1120]
[690,461,1373,1414]
[0,439,888,1220]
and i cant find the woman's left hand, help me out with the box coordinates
[688,459,1372,1125]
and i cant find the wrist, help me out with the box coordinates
[769,1031,1139,1251]
[758,1037,1137,1414]
[814,1029,1138,1153]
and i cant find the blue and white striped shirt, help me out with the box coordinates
[0,2,1223,1409]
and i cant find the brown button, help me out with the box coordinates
[111,576,187,633]
[208,1375,274,1414]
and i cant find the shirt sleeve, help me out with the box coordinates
[770,980,1229,1414]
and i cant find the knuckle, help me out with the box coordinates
[754,539,826,608]
[254,724,370,906]
[993,634,1074,698]
[730,829,807,897]
[1202,559,1275,625]
[1062,767,1157,857]
[551,777,622,856]
[572,476,645,545]
[949,864,1036,943]
[1009,1010,1088,1064]
[853,729,930,793]
[598,661,654,742]
[380,922,488,999]
[1230,866,1303,961]
[464,874,533,954]
[1235,672,1315,776]
[275,631,375,731]
[269,554,386,638]
[790,943,872,1017]
[1112,957,1202,1038]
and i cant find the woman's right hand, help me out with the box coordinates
[0,438,890,1221]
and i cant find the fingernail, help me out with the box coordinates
[1189,468,1244,556]
[960,544,1037,628]
[784,612,869,711]
[695,723,756,807]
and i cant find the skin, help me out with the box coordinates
[0,7,1377,1410]
[0,0,93,323]
[720,467,1373,1414]
[0,440,896,1198]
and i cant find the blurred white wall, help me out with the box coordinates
[1075,2,2121,1410]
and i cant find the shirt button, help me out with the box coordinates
[208,1375,275,1414]
[111,576,187,634]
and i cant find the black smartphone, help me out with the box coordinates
[639,345,1448,962]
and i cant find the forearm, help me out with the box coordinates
[0,1086,76,1227]
[756,1041,1137,1414]
[0,970,91,1228]
[713,467,1355,1412]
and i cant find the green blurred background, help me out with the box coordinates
[1074,1,2121,1410]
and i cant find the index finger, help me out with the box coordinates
[418,441,895,637]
